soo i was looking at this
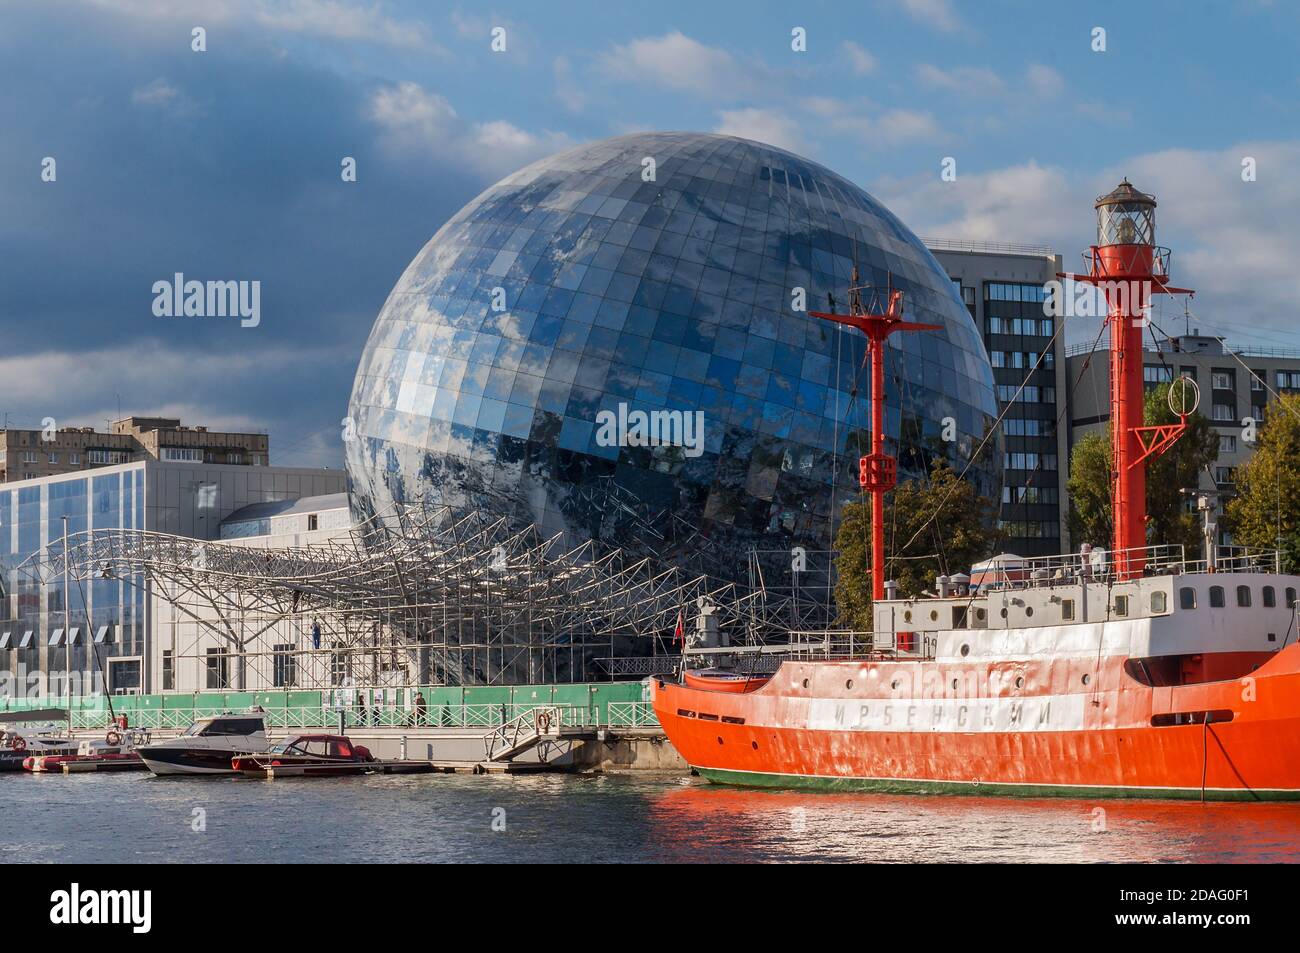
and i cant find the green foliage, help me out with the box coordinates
[1226,394,1300,572]
[1067,381,1218,551]
[833,458,998,630]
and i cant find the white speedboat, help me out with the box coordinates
[138,712,269,776]
[0,729,78,772]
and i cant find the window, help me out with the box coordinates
[1219,434,1237,453]
[47,453,58,464]
[162,650,174,691]
[1144,365,1173,385]
[1237,585,1252,607]
[1113,595,1128,617]
[1278,371,1300,391]
[20,451,36,464]
[160,448,203,463]
[1288,588,1297,609]
[273,644,296,688]
[1151,591,1168,614]
[1209,586,1225,608]
[1263,586,1276,608]
[205,648,229,689]
[1061,598,1075,621]
[1179,588,1196,610]
[1251,373,1265,392]
[227,452,242,464]
[1212,371,1233,390]
[1215,467,1236,485]
[69,452,80,465]
[1212,404,1234,421]
[331,651,348,686]
[87,449,129,465]
[307,514,319,531]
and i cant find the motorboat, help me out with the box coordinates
[138,712,269,776]
[0,729,78,772]
[232,733,375,777]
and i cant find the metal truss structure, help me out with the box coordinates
[14,503,799,689]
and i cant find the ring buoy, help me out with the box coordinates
[536,711,551,732]
[105,730,122,746]
[12,736,26,752]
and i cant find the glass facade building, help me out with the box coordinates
[347,133,1000,590]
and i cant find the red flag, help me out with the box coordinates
[673,610,685,648]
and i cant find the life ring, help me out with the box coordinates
[11,736,26,752]
[105,730,122,746]
[536,711,551,732]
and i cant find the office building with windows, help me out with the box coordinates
[0,461,345,695]
[928,241,1070,555]
[1066,332,1300,543]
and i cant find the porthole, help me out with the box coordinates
[716,736,724,745]
[846,679,854,690]
[1014,676,1024,689]
[751,741,758,750]
[951,678,959,690]
[960,644,970,657]
[930,609,939,621]
[802,678,809,688]
[976,608,986,621]
[1081,673,1091,686]
[1025,606,1034,617]
[904,610,913,623]
[1000,607,1008,619]
[891,678,900,690]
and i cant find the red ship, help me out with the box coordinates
[651,181,1300,800]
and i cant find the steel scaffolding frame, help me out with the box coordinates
[14,502,782,689]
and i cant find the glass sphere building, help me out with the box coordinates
[346,132,998,590]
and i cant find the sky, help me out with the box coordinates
[2,0,1298,469]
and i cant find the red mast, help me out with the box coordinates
[811,270,939,601]
[1068,181,1194,579]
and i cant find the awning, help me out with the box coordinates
[93,625,112,645]
[48,628,64,647]
[0,632,10,650]
[66,627,80,645]
[17,630,33,649]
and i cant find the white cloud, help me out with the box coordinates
[598,31,752,98]
[130,77,197,116]
[553,56,588,113]
[896,0,963,32]
[714,108,804,152]
[1025,64,1064,98]
[841,41,878,75]
[877,141,1300,345]
[369,81,576,178]
[916,63,1005,96]
[803,97,942,145]
[87,0,438,51]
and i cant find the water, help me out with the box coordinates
[4,771,1300,863]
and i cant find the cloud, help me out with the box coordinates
[713,108,804,152]
[1025,64,1064,98]
[86,0,439,51]
[917,62,1065,101]
[368,81,576,177]
[841,41,878,75]
[895,0,963,32]
[553,56,588,113]
[803,97,942,145]
[130,78,198,116]
[598,31,752,99]
[876,142,1300,346]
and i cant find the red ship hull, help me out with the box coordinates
[651,644,1300,800]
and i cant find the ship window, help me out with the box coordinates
[1014,676,1024,688]
[1151,590,1168,614]
[890,679,900,690]
[1288,588,1297,609]
[1061,599,1075,621]
[1237,585,1252,607]
[976,608,986,621]
[960,643,970,657]
[953,606,968,628]
[1263,586,1276,608]
[929,609,938,622]
[845,679,854,690]
[1113,595,1129,617]
[904,610,913,623]
[1025,606,1034,617]
[1081,673,1091,685]
[1179,587,1196,610]
[200,718,263,737]
[1209,586,1225,608]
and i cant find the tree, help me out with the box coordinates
[833,457,998,630]
[1067,380,1218,552]
[1225,394,1300,572]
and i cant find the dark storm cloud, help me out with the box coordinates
[0,5,491,464]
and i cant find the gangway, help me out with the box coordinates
[483,706,563,762]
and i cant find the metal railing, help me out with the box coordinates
[607,701,659,728]
[979,544,1283,591]
[483,706,560,761]
[923,237,1056,257]
[69,702,649,733]
[595,656,682,677]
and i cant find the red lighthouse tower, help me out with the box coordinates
[811,270,939,601]
[1070,181,1194,578]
